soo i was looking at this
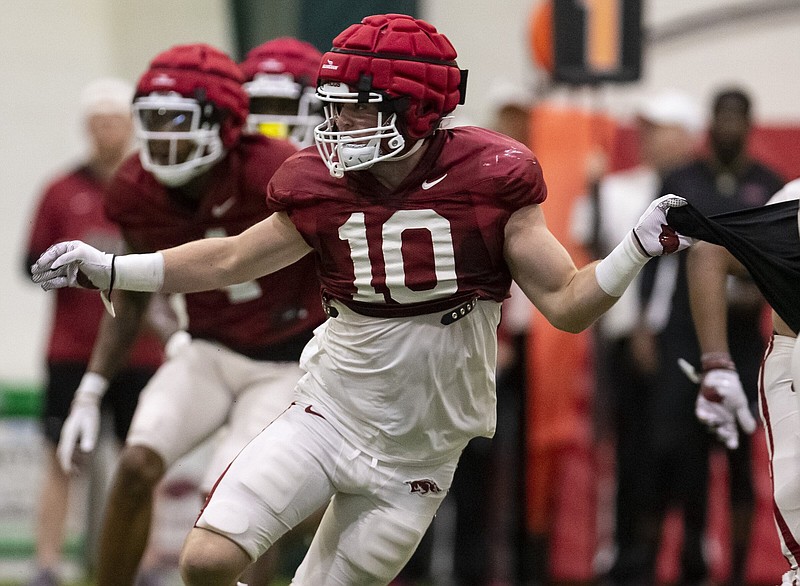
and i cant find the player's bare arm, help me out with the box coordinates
[161,211,312,293]
[32,211,312,296]
[687,241,739,354]
[505,203,615,333]
[506,194,692,333]
[687,240,757,448]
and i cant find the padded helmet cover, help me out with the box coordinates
[136,43,248,148]
[240,37,322,86]
[319,14,464,139]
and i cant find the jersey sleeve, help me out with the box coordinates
[473,131,547,211]
[505,153,547,207]
[265,149,322,214]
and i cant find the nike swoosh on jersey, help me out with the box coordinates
[304,404,325,418]
[211,197,236,217]
[421,174,448,190]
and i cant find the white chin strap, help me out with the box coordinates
[328,135,423,178]
[383,138,425,163]
[337,138,385,172]
[140,139,226,187]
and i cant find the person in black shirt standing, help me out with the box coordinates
[635,87,784,585]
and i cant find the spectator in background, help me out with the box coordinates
[488,80,534,146]
[24,78,165,586]
[638,86,785,585]
[570,89,703,586]
[482,79,536,585]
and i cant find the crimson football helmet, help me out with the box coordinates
[133,43,248,187]
[313,13,467,177]
[240,37,323,148]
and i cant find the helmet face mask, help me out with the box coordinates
[314,82,405,177]
[244,72,322,147]
[133,93,225,187]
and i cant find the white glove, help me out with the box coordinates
[695,393,739,449]
[164,330,192,359]
[632,194,694,257]
[695,357,757,449]
[57,372,108,472]
[31,240,113,291]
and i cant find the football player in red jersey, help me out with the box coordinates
[240,37,323,148]
[44,44,325,586]
[32,15,693,586]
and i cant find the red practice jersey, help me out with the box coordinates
[106,135,326,358]
[268,126,547,317]
[27,166,163,366]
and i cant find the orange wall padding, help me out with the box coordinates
[524,102,616,537]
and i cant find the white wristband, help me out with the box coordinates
[113,253,165,292]
[594,231,650,297]
[76,371,109,400]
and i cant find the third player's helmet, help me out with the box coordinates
[313,13,467,177]
[240,37,323,148]
[133,43,248,187]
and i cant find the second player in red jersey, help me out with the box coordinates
[48,44,325,586]
[109,133,319,354]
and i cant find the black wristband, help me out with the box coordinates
[108,254,116,295]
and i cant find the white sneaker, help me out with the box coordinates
[781,568,799,585]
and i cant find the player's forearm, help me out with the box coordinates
[543,263,619,333]
[159,237,247,293]
[687,243,730,354]
[514,261,618,333]
[158,213,311,293]
[142,293,183,344]
[86,290,151,378]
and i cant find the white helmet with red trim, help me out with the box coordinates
[240,37,323,148]
[313,13,467,177]
[133,43,248,187]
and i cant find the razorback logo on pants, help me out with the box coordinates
[405,478,442,495]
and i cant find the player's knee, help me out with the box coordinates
[180,528,250,586]
[115,445,165,496]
